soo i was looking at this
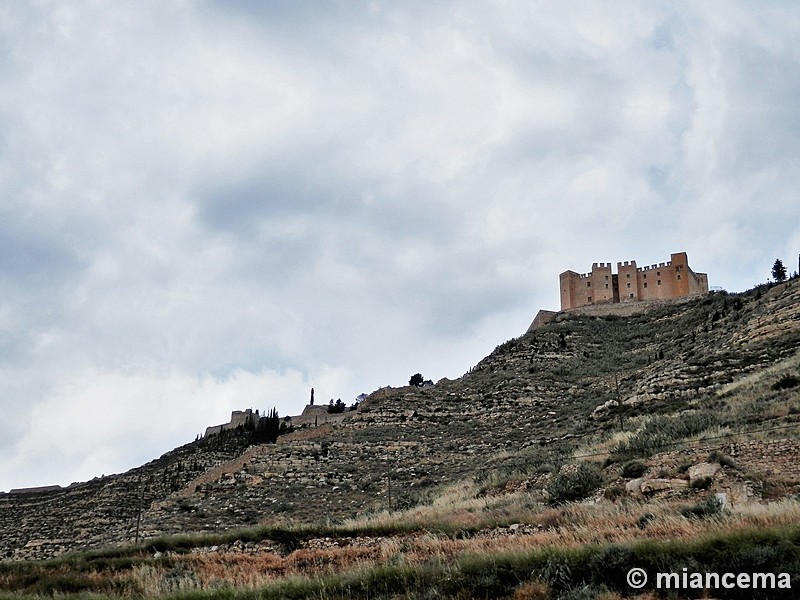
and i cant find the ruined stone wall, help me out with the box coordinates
[205,409,258,437]
[228,410,256,429]
[290,406,349,428]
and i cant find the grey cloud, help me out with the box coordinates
[0,224,80,283]
[1,1,799,490]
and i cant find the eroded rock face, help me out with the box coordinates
[688,462,721,484]
[625,478,647,495]
[640,478,689,494]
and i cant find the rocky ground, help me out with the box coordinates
[2,279,799,562]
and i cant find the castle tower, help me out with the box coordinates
[559,252,707,311]
[617,260,639,302]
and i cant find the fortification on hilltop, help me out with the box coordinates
[560,251,708,311]
[204,405,349,438]
[204,409,263,437]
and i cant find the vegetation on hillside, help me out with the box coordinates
[2,278,800,599]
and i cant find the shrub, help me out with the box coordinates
[772,374,800,391]
[707,450,740,470]
[559,585,614,600]
[612,410,721,460]
[586,545,639,591]
[603,485,626,502]
[691,476,713,490]
[513,580,550,600]
[636,512,656,529]
[547,463,604,505]
[681,494,723,520]
[620,460,647,479]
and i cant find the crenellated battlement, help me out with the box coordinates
[560,252,708,310]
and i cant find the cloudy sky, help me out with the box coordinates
[1,1,799,491]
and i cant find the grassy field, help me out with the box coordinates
[3,497,800,598]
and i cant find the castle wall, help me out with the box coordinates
[637,261,677,301]
[617,260,639,302]
[205,409,258,438]
[228,410,257,430]
[527,309,559,332]
[204,425,223,437]
[559,252,708,310]
[559,270,583,310]
[589,263,614,304]
[205,406,350,437]
[560,264,616,310]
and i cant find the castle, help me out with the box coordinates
[559,251,708,311]
[203,405,349,437]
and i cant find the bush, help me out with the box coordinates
[772,374,800,391]
[547,463,604,505]
[603,485,626,501]
[708,450,740,470]
[636,512,656,529]
[612,411,721,460]
[681,494,723,520]
[621,460,647,478]
[409,373,424,387]
[559,584,612,600]
[691,476,713,490]
[513,581,550,600]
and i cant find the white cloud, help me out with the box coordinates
[1,1,799,489]
[0,364,349,489]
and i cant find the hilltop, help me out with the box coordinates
[1,279,800,598]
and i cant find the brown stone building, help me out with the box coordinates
[560,252,708,310]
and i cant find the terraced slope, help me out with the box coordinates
[2,280,799,560]
[143,281,800,538]
[0,431,252,559]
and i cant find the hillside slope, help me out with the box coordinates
[2,280,799,561]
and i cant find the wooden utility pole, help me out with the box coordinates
[614,372,624,432]
[386,451,392,511]
[387,468,392,511]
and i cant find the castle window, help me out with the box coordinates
[657,280,662,285]
[587,296,592,302]
[657,271,661,276]
[677,274,681,280]
[626,282,631,288]
[626,274,631,278]
[605,283,609,289]
[644,282,648,288]
[587,281,591,287]
[629,293,634,298]
[643,273,647,279]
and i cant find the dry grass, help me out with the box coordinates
[119,494,800,595]
[717,353,800,401]
[572,429,633,461]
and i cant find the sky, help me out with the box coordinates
[1,1,799,491]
